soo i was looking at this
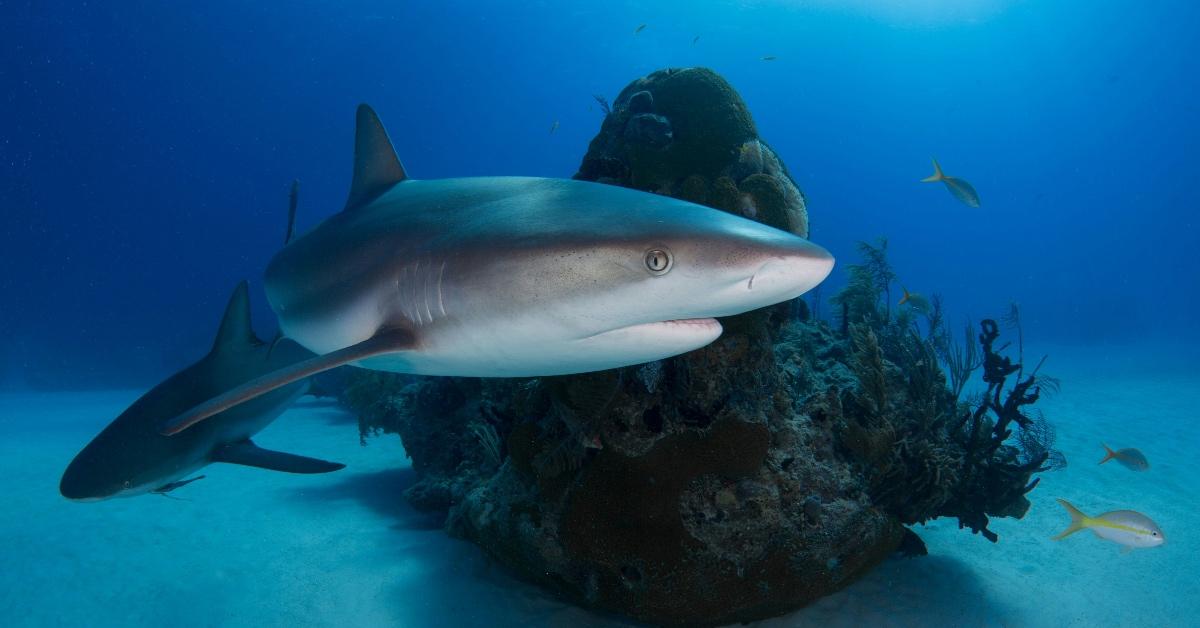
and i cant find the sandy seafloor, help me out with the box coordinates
[1,343,1196,627]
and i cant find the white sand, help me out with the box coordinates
[1,344,1196,627]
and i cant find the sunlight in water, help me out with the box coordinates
[801,0,1016,25]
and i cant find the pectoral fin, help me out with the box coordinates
[153,475,207,494]
[213,440,345,474]
[161,329,414,435]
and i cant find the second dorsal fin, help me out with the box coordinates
[344,104,407,212]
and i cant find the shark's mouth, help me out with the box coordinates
[582,317,723,343]
[651,317,722,330]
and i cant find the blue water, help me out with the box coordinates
[3,1,1198,626]
[6,0,1198,386]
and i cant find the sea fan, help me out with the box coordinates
[592,94,611,115]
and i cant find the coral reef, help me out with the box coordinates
[575,67,809,238]
[339,67,1063,625]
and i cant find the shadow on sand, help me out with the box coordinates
[770,552,1016,627]
[287,462,633,627]
[290,396,358,426]
[288,467,444,531]
[288,460,1008,626]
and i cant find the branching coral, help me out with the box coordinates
[832,239,894,333]
[830,240,1065,543]
[849,323,888,416]
[341,371,413,444]
[470,422,504,469]
[936,319,983,403]
[901,328,947,430]
[1016,409,1067,472]
[941,319,1066,541]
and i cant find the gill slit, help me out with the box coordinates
[397,259,444,327]
[411,260,423,325]
[422,259,433,324]
[436,260,446,317]
[397,266,409,323]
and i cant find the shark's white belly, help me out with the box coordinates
[280,280,725,377]
[356,316,723,377]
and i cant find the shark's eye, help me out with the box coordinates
[644,248,672,275]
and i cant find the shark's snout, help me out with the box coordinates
[60,443,136,501]
[59,462,112,501]
[745,242,835,302]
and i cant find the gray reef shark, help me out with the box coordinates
[61,281,344,500]
[162,104,835,435]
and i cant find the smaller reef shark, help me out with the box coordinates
[921,157,981,207]
[60,282,344,501]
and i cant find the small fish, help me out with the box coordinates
[897,286,930,313]
[692,35,700,45]
[1054,499,1164,550]
[761,55,777,61]
[635,23,646,34]
[1099,444,1150,471]
[921,157,980,207]
[550,120,559,135]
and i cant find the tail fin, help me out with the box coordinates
[1052,498,1089,540]
[921,157,944,183]
[1099,444,1117,465]
[899,286,912,306]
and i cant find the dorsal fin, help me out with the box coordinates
[212,281,260,353]
[343,104,407,212]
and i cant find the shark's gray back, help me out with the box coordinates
[266,176,778,323]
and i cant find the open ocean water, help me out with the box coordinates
[3,1,1198,626]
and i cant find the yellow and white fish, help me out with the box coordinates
[1053,499,1164,550]
[921,157,981,207]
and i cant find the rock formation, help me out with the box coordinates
[342,67,1061,626]
[578,67,808,238]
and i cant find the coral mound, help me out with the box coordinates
[577,67,809,238]
[342,68,1060,626]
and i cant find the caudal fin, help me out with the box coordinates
[1053,498,1089,540]
[899,286,912,306]
[921,157,945,182]
[1099,443,1117,465]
